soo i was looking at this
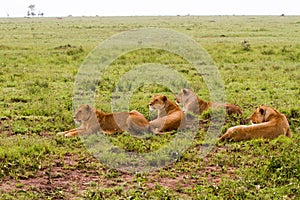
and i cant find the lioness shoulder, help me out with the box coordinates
[219,105,292,142]
[149,95,186,133]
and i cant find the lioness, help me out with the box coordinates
[149,95,186,133]
[176,88,243,115]
[219,105,292,141]
[57,104,150,137]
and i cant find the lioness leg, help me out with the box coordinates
[219,127,246,142]
[285,128,293,138]
[219,129,236,141]
[57,128,85,137]
[149,118,165,133]
[149,116,181,133]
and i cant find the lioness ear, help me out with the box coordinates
[259,108,265,115]
[182,88,188,94]
[85,104,92,111]
[162,95,167,102]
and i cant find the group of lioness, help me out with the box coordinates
[57,88,292,142]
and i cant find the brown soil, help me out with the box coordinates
[0,147,236,199]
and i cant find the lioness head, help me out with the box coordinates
[249,105,275,124]
[175,88,195,105]
[74,104,93,123]
[149,95,168,111]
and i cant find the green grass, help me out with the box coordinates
[0,16,299,199]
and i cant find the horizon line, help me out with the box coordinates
[1,13,298,19]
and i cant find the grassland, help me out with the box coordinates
[0,16,299,199]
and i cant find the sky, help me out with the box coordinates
[0,0,299,18]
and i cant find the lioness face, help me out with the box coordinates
[249,105,266,124]
[149,95,167,111]
[74,104,92,123]
[175,88,193,105]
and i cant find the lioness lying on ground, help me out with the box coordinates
[176,88,243,116]
[219,105,292,141]
[57,104,150,137]
[149,95,186,133]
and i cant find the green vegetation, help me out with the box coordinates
[0,16,299,199]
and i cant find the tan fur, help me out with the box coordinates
[219,105,292,141]
[176,88,243,115]
[57,105,150,137]
[149,95,186,133]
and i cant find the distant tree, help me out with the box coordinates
[28,4,36,16]
[28,4,35,12]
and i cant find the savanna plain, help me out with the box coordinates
[0,16,299,199]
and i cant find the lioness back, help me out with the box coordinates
[96,111,128,134]
[97,110,150,134]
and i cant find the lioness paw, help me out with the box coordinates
[65,133,75,137]
[56,132,66,136]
